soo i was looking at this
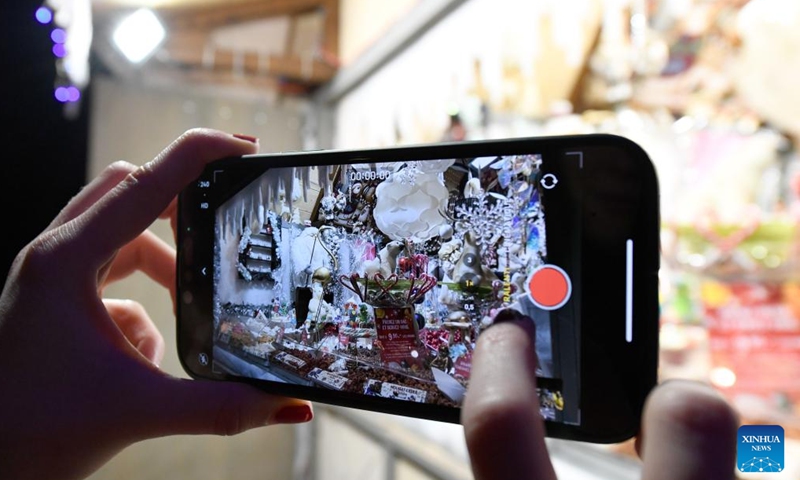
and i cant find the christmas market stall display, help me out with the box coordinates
[211,153,575,421]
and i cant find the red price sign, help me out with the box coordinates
[454,352,472,378]
[374,306,419,365]
[704,282,800,403]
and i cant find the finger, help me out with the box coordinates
[103,299,165,366]
[64,129,259,273]
[101,230,175,293]
[462,312,556,480]
[47,161,138,231]
[140,377,313,438]
[639,381,739,480]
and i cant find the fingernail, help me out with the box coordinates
[492,308,526,324]
[272,405,313,425]
[233,133,259,144]
[491,308,536,338]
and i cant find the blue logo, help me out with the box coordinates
[738,425,784,473]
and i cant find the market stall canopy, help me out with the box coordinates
[91,0,339,94]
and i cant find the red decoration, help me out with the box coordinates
[374,307,419,365]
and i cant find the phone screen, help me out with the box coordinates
[179,135,660,441]
[210,152,580,424]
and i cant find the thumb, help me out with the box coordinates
[639,381,738,480]
[462,310,556,480]
[141,376,313,438]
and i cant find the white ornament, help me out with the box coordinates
[373,165,450,241]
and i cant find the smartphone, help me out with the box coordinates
[177,134,660,443]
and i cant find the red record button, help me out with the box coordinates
[526,265,572,310]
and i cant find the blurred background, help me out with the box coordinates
[3,0,800,478]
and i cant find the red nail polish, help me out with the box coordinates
[490,308,536,338]
[492,308,526,324]
[272,405,313,424]
[233,133,259,144]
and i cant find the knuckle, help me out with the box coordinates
[110,299,144,324]
[13,234,62,281]
[105,160,137,179]
[125,298,148,318]
[213,393,246,436]
[123,162,167,197]
[175,128,214,149]
[124,162,153,184]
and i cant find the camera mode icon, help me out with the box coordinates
[540,174,558,190]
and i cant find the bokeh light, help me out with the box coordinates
[112,9,165,64]
[709,366,737,388]
[54,86,81,103]
[35,7,52,24]
[66,86,81,102]
[52,43,66,58]
[54,87,69,103]
[50,28,66,44]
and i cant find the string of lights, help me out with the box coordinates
[34,0,92,115]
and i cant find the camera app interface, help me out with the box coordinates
[212,154,580,424]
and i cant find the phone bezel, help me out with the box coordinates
[177,134,660,444]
